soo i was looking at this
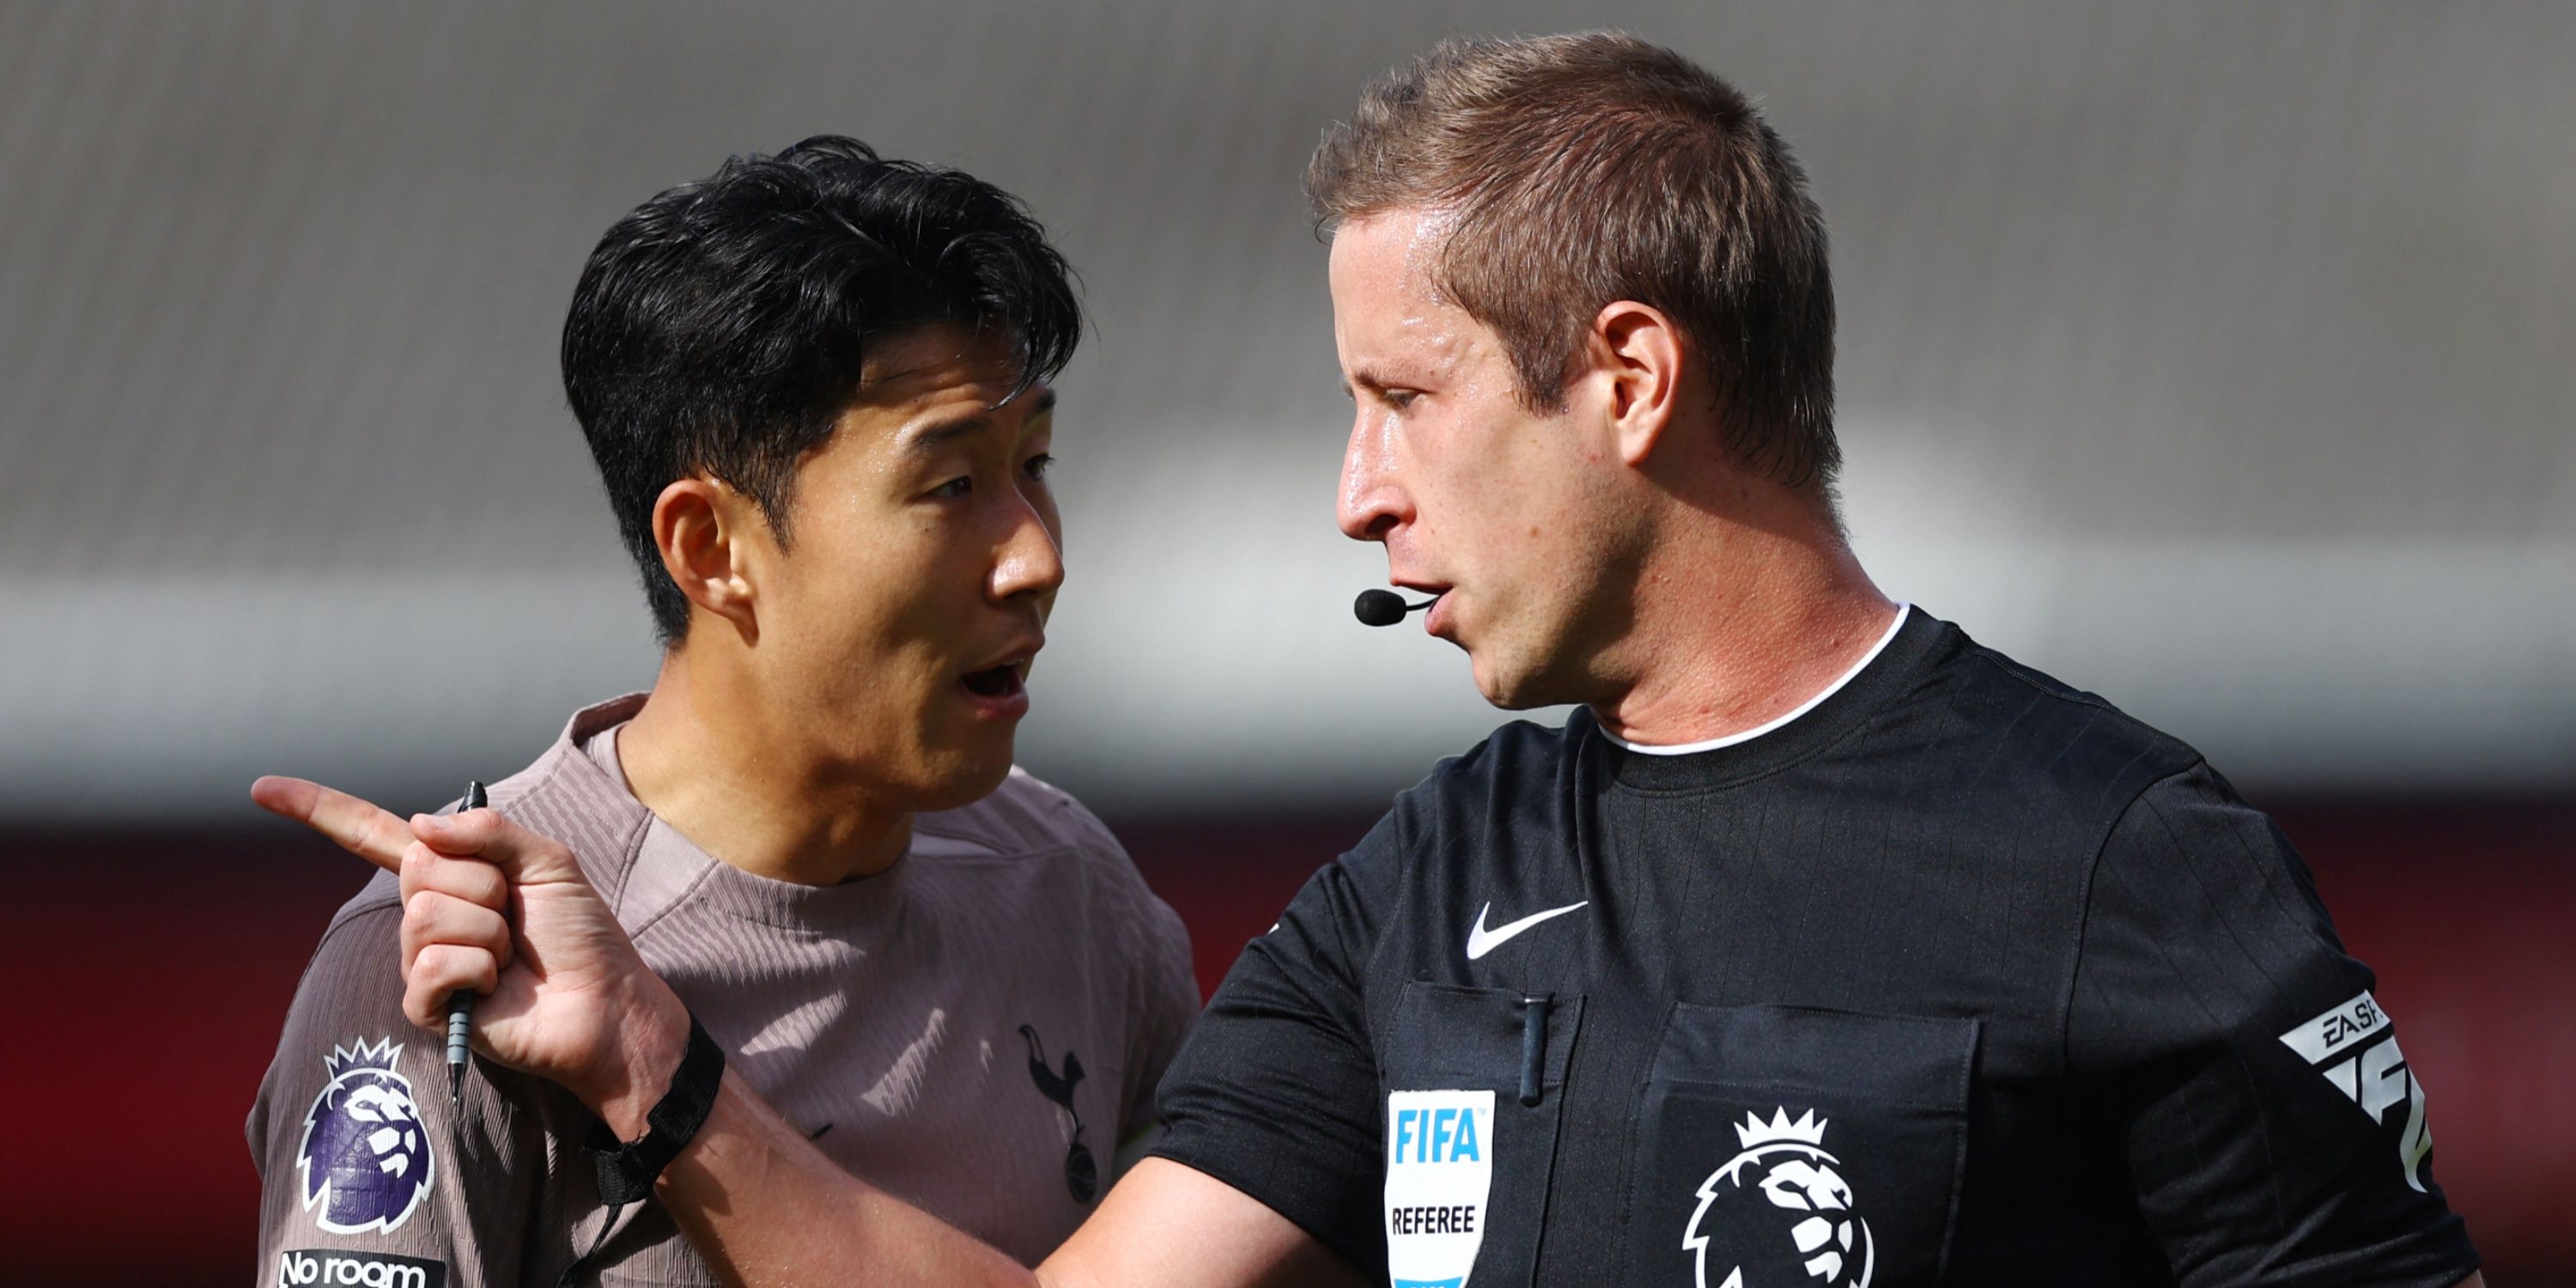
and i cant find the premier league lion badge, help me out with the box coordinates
[1682,1108,1875,1288]
[295,1037,435,1234]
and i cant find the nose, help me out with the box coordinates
[1336,408,1406,544]
[991,487,1066,604]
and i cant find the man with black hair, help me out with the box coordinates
[246,137,1198,1288]
[273,33,2483,1288]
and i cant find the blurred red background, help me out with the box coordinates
[5,796,2569,1284]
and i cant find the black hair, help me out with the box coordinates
[561,135,1082,645]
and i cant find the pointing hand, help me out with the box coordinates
[251,775,689,1135]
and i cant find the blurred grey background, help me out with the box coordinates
[3,0,2569,816]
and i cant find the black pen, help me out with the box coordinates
[446,780,487,1110]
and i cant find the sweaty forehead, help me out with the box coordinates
[1329,210,1484,385]
[1329,210,1449,307]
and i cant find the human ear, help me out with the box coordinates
[651,477,760,641]
[1591,300,1685,468]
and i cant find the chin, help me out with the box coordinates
[1470,655,1545,712]
[910,741,1018,813]
[1471,641,1590,713]
[1479,681,1559,713]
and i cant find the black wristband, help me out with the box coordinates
[585,1012,725,1206]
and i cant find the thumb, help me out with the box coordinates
[410,806,587,886]
[251,775,410,875]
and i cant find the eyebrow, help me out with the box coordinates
[899,388,1057,454]
[1342,367,1406,398]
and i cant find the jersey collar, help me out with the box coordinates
[1595,605,1951,793]
[1601,605,1911,757]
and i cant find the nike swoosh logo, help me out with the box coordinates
[1465,900,1589,960]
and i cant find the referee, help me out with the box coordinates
[310,31,2482,1288]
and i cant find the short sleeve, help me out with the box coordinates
[1147,821,1399,1274]
[247,874,574,1288]
[2066,765,2479,1288]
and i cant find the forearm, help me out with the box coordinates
[652,1067,1038,1288]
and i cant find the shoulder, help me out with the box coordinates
[1422,715,1579,795]
[2086,761,2342,960]
[253,875,421,1155]
[471,729,654,898]
[921,767,1190,945]
[2060,758,2384,1085]
[927,764,1123,854]
[943,771,1200,1059]
[1362,717,1579,869]
[917,765,1133,882]
[311,869,405,964]
[1267,717,1583,955]
[1905,620,2207,837]
[270,872,424,1066]
[1951,625,2201,775]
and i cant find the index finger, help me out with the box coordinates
[250,775,411,874]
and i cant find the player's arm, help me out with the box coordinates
[252,775,1358,1288]
[2067,765,2485,1288]
[248,887,549,1288]
[658,1072,1346,1288]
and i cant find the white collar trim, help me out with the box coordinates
[1602,604,1912,756]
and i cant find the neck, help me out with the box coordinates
[615,644,913,886]
[1591,494,1897,746]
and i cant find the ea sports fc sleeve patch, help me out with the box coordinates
[2275,989,2434,1194]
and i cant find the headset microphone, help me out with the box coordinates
[1354,589,1438,627]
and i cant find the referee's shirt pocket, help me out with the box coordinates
[1625,1004,1977,1288]
[1378,981,1584,1288]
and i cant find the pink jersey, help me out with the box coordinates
[249,695,1199,1286]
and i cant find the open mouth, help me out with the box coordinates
[961,664,1025,699]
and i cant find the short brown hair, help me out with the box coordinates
[1308,32,1838,487]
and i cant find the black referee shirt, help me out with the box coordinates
[1151,609,2477,1288]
